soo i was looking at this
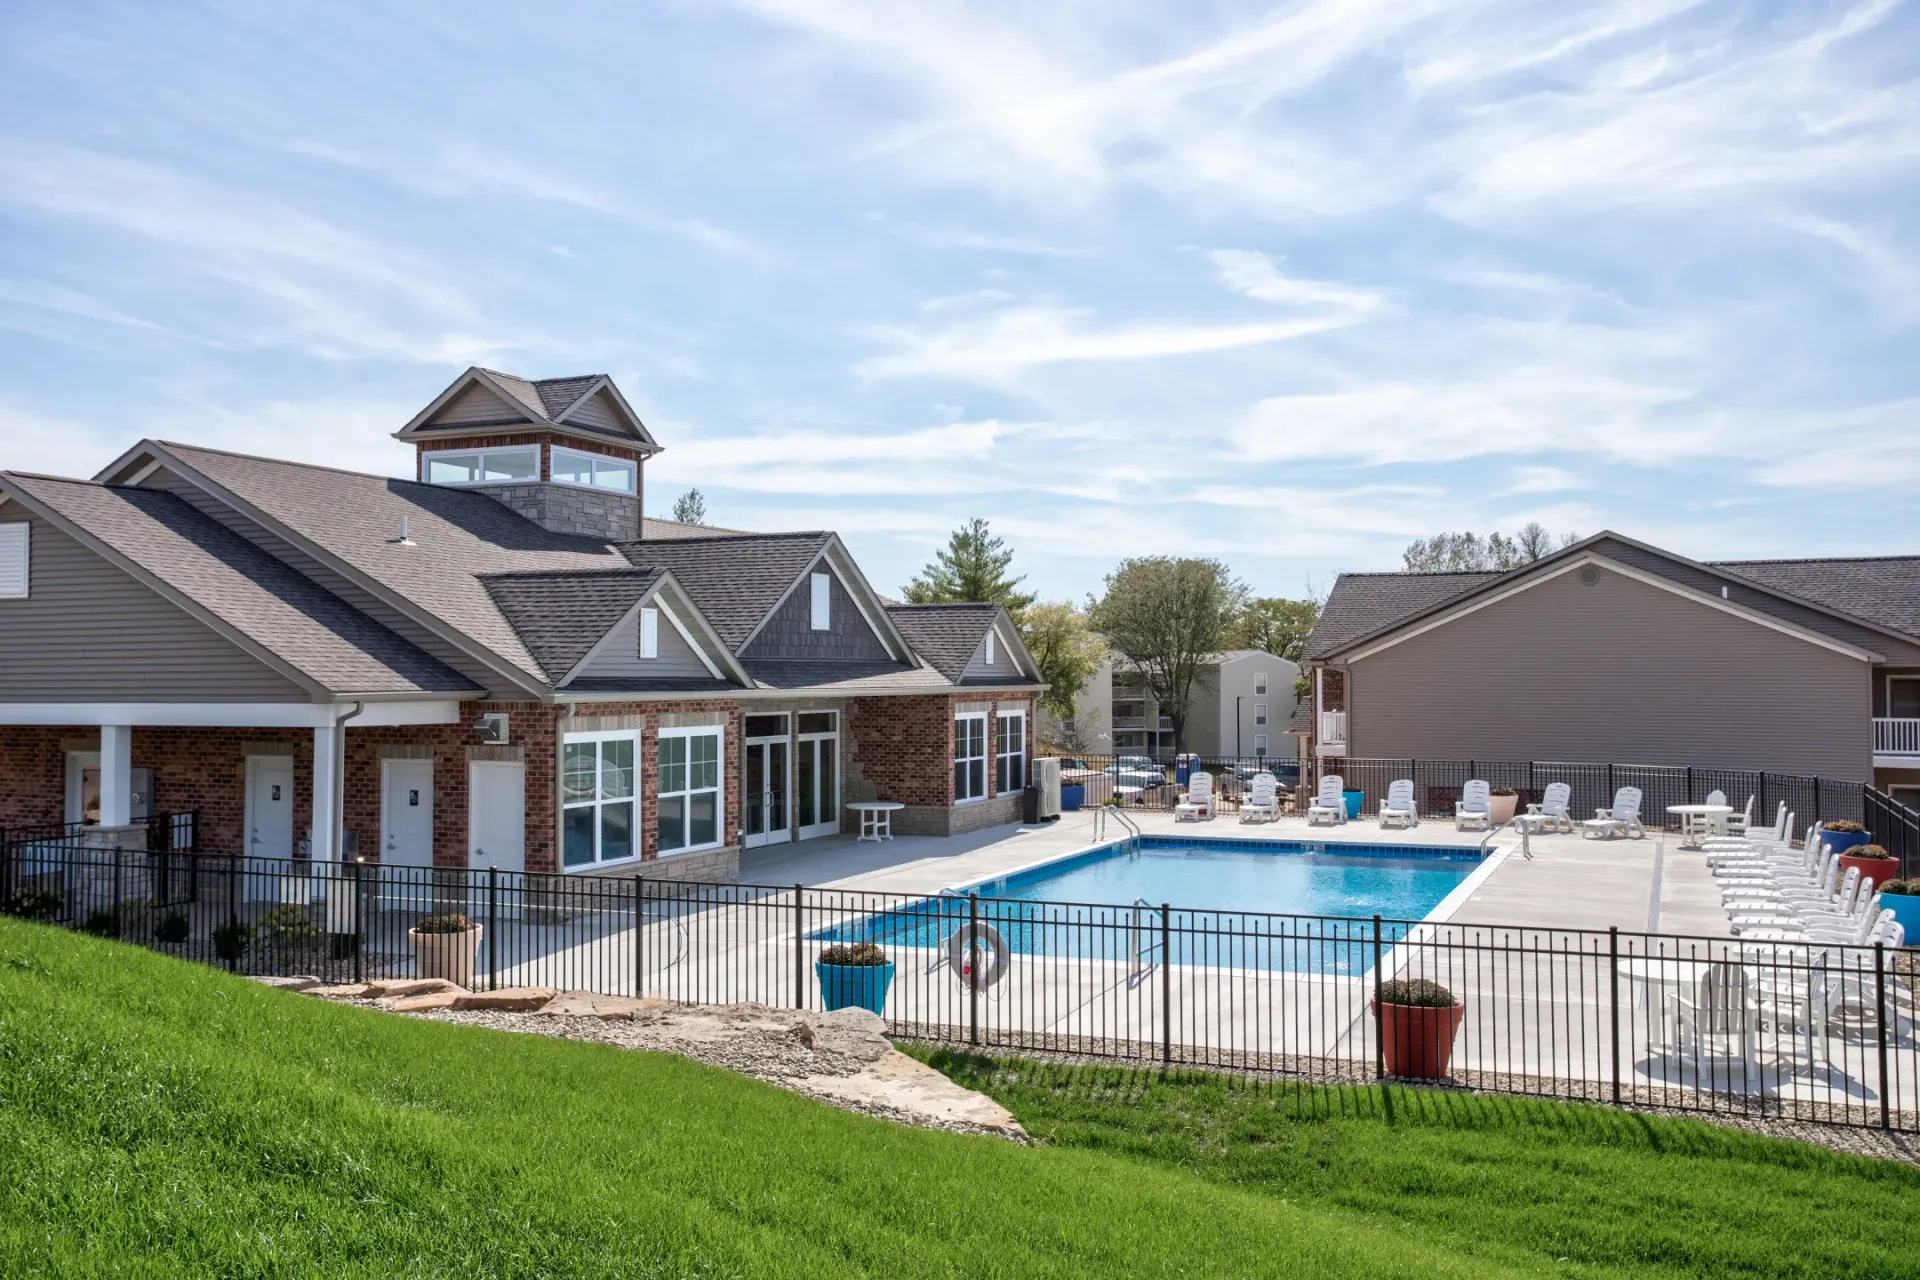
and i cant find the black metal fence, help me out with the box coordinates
[4,839,1916,1132]
[1043,753,1920,878]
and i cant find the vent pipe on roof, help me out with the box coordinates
[389,515,415,546]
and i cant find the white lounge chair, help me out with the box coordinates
[1379,779,1418,829]
[1239,772,1280,824]
[1516,782,1573,834]
[1306,774,1347,826]
[1579,786,1644,840]
[1455,779,1493,832]
[1174,771,1215,822]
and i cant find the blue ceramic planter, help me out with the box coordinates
[1820,829,1871,856]
[1061,784,1085,812]
[1883,893,1920,944]
[1343,791,1364,819]
[816,960,895,1015]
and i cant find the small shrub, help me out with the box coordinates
[256,904,319,942]
[211,920,253,963]
[0,891,63,922]
[82,908,121,939]
[1378,978,1455,1008]
[330,932,359,961]
[1883,878,1920,895]
[1491,787,1518,797]
[819,942,888,967]
[1822,819,1869,834]
[413,912,474,935]
[1847,844,1895,860]
[153,910,191,945]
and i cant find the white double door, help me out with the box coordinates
[743,730,838,847]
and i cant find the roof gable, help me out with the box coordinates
[618,531,839,652]
[887,602,1038,684]
[394,367,661,451]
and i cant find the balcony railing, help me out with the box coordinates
[1112,715,1146,730]
[1876,717,1920,756]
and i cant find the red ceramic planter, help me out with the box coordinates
[1838,854,1900,895]
[1375,999,1466,1079]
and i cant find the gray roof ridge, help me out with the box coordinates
[153,440,431,485]
[1713,553,1920,566]
[887,600,1002,609]
[626,529,831,546]
[1332,567,1508,579]
[479,566,658,580]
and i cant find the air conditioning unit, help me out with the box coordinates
[474,713,510,744]
[1031,756,1062,821]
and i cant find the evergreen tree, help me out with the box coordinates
[672,488,706,525]
[902,518,1035,619]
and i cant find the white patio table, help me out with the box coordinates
[1667,804,1733,848]
[849,800,904,842]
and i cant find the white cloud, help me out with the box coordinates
[1210,250,1384,313]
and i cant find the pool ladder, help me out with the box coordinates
[1128,896,1162,979]
[1092,804,1140,845]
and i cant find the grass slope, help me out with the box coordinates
[0,920,1534,1279]
[916,1048,1920,1279]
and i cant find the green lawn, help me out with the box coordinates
[0,920,1912,1279]
[913,1048,1920,1279]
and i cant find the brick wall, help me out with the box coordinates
[1321,668,1346,712]
[0,727,69,829]
[846,692,1036,837]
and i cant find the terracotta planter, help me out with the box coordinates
[1374,999,1466,1079]
[1838,855,1900,896]
[410,924,481,988]
[1489,793,1519,825]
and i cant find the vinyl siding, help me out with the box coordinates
[570,605,715,681]
[1346,563,1872,779]
[561,389,624,434]
[741,567,892,662]
[139,468,517,696]
[0,508,309,702]
[960,620,1022,682]
[423,382,528,428]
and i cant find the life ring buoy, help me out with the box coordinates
[946,921,1011,991]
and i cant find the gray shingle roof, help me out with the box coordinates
[1712,556,1920,642]
[619,533,832,652]
[480,569,661,682]
[529,375,602,418]
[1304,571,1502,659]
[8,474,476,696]
[743,658,950,692]
[886,603,1000,681]
[156,442,633,684]
[561,675,738,695]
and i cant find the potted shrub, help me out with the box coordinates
[1879,878,1920,941]
[1373,977,1466,1079]
[410,912,481,988]
[1837,844,1900,896]
[815,941,894,1015]
[1489,788,1520,825]
[1820,819,1872,857]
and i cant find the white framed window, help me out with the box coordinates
[658,725,724,854]
[551,445,636,494]
[810,572,831,631]
[1254,672,1268,696]
[423,446,538,486]
[1255,734,1269,756]
[994,710,1026,796]
[1890,676,1920,719]
[0,523,27,598]
[1254,702,1268,726]
[985,629,997,665]
[639,606,659,659]
[954,713,988,802]
[562,731,637,868]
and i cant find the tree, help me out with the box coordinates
[672,488,707,525]
[902,518,1035,619]
[1089,557,1248,753]
[1401,526,1580,572]
[1227,597,1320,661]
[1021,602,1104,723]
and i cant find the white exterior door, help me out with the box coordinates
[246,755,295,860]
[795,733,839,841]
[468,761,525,874]
[742,738,791,849]
[381,758,434,868]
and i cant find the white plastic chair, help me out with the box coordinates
[1238,772,1280,824]
[1454,779,1492,832]
[1580,786,1644,840]
[1378,779,1418,829]
[1174,771,1215,822]
[1517,782,1573,834]
[1306,774,1347,826]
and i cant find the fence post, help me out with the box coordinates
[633,876,645,999]
[968,893,980,1047]
[487,867,499,993]
[111,845,124,938]
[1876,942,1891,1131]
[351,860,365,985]
[1813,777,1822,823]
[1608,763,1615,797]
[1608,927,1621,1105]
[1160,903,1172,1067]
[1372,914,1385,1081]
[793,884,805,1011]
[226,855,240,973]
[1686,766,1694,804]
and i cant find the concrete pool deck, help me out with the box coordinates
[741,809,1737,939]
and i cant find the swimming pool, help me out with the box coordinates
[815,835,1488,976]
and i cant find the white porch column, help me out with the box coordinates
[312,722,342,862]
[99,724,134,828]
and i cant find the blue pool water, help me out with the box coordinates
[816,835,1485,975]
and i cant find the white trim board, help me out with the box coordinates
[0,700,463,727]
[1339,553,1881,665]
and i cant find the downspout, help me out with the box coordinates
[327,700,364,862]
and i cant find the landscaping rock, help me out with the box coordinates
[387,991,463,1013]
[364,978,463,999]
[306,983,374,999]
[539,992,666,1021]
[451,986,556,1012]
[254,975,321,991]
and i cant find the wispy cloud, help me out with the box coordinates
[1211,249,1384,313]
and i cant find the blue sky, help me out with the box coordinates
[2,1,1917,603]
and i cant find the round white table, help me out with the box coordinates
[1667,804,1733,847]
[849,800,904,842]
